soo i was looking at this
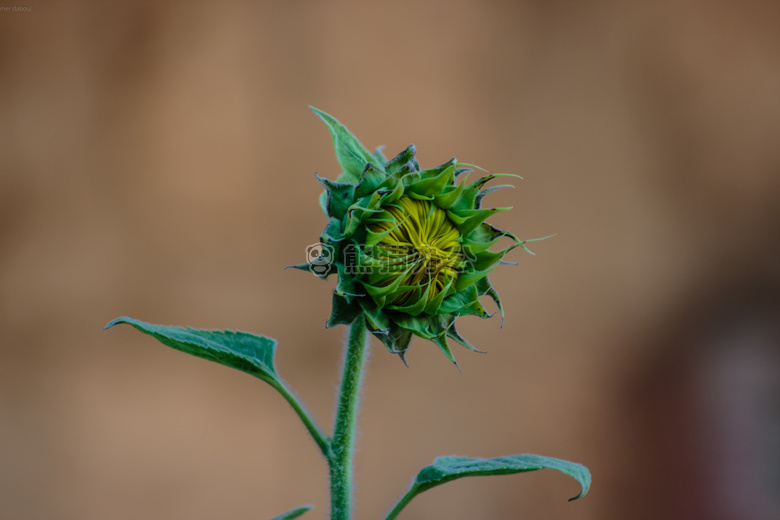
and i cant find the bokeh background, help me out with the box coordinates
[2,1,780,519]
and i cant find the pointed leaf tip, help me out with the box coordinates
[104,316,127,330]
[267,504,313,520]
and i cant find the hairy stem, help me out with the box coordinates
[267,379,330,460]
[329,316,369,520]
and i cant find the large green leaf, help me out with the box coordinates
[310,106,380,183]
[268,505,313,520]
[385,454,590,520]
[105,316,280,385]
[105,316,330,457]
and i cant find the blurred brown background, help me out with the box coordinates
[2,1,780,519]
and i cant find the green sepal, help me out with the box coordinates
[406,161,456,199]
[393,313,450,340]
[317,175,355,220]
[343,193,384,237]
[361,262,414,309]
[444,298,490,319]
[373,146,388,164]
[376,178,405,206]
[268,505,313,520]
[451,207,511,238]
[364,224,399,249]
[515,233,556,256]
[384,144,418,176]
[374,323,413,360]
[431,333,458,366]
[285,262,315,274]
[475,184,514,208]
[446,324,485,353]
[475,276,504,324]
[355,164,390,199]
[319,190,329,216]
[451,174,520,212]
[310,106,380,183]
[451,298,491,319]
[462,235,504,256]
[453,166,472,179]
[433,179,468,209]
[455,161,489,173]
[422,276,455,315]
[404,190,434,202]
[357,299,391,334]
[384,284,432,317]
[326,292,361,328]
[453,266,496,293]
[392,161,421,179]
[320,217,344,245]
[463,223,516,254]
[334,262,365,301]
[470,243,521,272]
[439,285,483,316]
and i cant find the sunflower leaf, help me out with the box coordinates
[106,317,280,383]
[105,317,330,457]
[385,454,590,520]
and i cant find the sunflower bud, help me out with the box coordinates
[292,107,536,366]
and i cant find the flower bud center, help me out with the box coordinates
[367,197,461,309]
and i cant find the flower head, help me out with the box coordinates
[293,107,539,366]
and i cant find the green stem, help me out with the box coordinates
[329,316,369,520]
[268,379,331,460]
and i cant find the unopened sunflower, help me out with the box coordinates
[292,107,541,366]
